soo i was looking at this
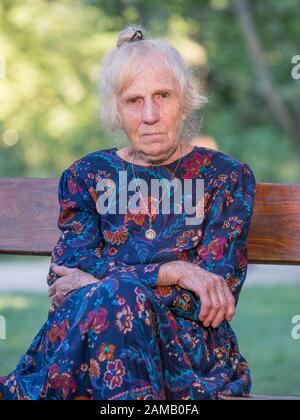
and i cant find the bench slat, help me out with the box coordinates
[0,178,59,255]
[1,179,300,265]
[248,183,300,264]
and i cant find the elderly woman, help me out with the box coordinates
[0,26,256,400]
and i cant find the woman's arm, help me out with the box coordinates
[154,162,256,327]
[193,162,256,306]
[47,162,165,306]
[47,165,118,287]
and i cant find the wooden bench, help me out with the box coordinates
[0,178,300,400]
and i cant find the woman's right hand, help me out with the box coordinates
[158,260,236,328]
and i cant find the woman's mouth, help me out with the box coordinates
[141,133,164,138]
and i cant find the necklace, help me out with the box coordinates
[131,142,183,240]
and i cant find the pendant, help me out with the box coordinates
[145,228,156,240]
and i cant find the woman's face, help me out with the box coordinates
[116,62,188,160]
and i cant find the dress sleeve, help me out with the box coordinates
[47,165,164,288]
[153,162,256,320]
[193,162,256,305]
[106,260,165,288]
[47,166,118,286]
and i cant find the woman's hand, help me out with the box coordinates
[49,263,98,308]
[158,260,236,328]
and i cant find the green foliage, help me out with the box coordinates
[0,0,299,181]
[0,293,49,376]
[232,285,300,396]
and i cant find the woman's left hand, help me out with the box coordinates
[49,263,98,308]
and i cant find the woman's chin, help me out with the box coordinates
[138,141,171,156]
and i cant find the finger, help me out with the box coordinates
[51,295,62,308]
[198,287,211,322]
[203,284,221,327]
[50,295,57,308]
[59,277,82,296]
[211,281,228,328]
[224,287,236,321]
[60,287,74,298]
[51,263,75,276]
[49,285,56,298]
[54,284,71,299]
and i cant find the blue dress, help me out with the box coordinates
[0,145,256,400]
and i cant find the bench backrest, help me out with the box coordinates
[1,178,300,265]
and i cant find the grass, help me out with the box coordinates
[0,294,49,373]
[0,286,299,396]
[232,285,300,396]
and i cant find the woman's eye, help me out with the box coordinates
[129,98,141,104]
[127,93,169,104]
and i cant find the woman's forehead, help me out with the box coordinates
[120,63,179,95]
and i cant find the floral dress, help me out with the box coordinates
[0,145,256,400]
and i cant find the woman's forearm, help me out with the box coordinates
[157,260,184,287]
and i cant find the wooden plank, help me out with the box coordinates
[248,183,300,264]
[0,178,60,255]
[0,179,300,264]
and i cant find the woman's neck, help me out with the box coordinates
[120,142,192,166]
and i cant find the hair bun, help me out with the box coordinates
[117,26,145,48]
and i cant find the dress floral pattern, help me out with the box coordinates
[0,145,256,400]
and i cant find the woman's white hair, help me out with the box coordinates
[97,25,208,140]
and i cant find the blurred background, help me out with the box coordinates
[0,0,300,396]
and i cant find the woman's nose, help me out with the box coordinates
[142,99,159,124]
